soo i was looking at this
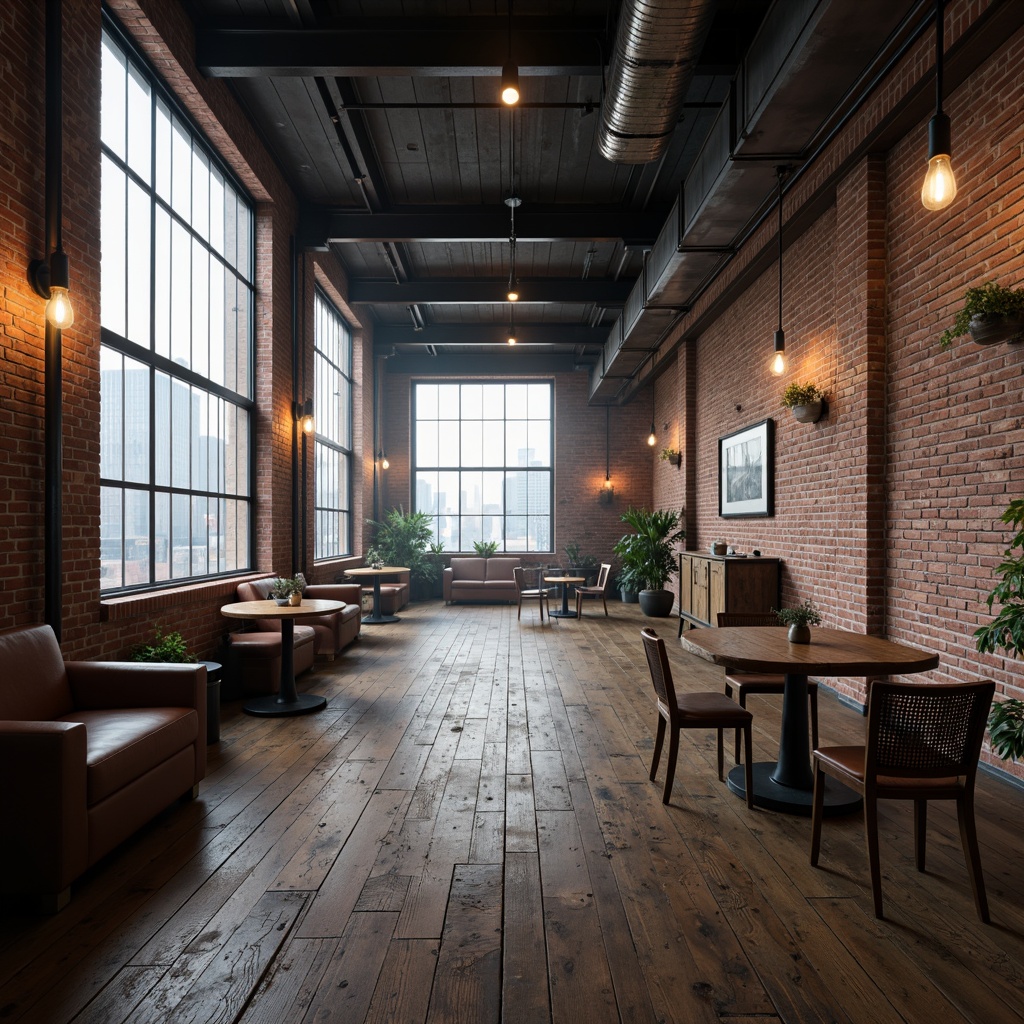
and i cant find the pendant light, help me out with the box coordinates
[647,391,656,447]
[921,0,957,211]
[600,406,614,504]
[770,166,787,377]
[500,2,519,105]
[507,306,517,345]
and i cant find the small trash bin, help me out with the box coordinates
[201,660,222,744]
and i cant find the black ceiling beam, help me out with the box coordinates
[299,206,667,247]
[375,324,606,347]
[349,278,632,305]
[197,18,609,77]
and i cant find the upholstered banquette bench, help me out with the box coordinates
[0,624,207,912]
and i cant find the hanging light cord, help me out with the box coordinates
[934,0,944,116]
[776,167,784,332]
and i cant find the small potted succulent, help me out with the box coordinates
[940,280,1024,349]
[781,382,826,424]
[775,599,822,644]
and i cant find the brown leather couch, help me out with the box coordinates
[443,557,521,603]
[0,624,206,911]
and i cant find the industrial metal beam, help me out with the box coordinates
[383,351,591,375]
[375,324,604,347]
[349,278,632,305]
[299,206,667,247]
[197,18,609,77]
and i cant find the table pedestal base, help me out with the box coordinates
[727,761,862,816]
[549,609,578,619]
[363,613,400,624]
[243,692,327,717]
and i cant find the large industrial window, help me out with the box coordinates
[314,290,353,560]
[413,381,553,553]
[99,24,254,591]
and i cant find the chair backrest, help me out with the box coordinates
[865,680,994,780]
[641,628,677,713]
[512,565,527,594]
[717,612,778,627]
[596,562,612,591]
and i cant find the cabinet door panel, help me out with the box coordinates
[709,560,726,621]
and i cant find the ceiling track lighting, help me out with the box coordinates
[921,0,957,211]
[770,166,788,377]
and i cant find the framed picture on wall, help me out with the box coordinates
[718,418,774,518]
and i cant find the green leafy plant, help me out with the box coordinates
[364,545,384,568]
[367,506,438,585]
[974,498,1024,760]
[940,280,1024,349]
[616,564,645,594]
[659,447,681,464]
[473,539,499,557]
[774,600,822,627]
[612,506,685,591]
[781,382,824,408]
[564,542,598,568]
[129,627,196,663]
[270,576,301,599]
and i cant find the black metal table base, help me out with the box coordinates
[363,613,400,624]
[726,761,862,816]
[549,609,578,618]
[243,692,327,717]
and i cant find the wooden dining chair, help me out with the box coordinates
[640,628,754,807]
[513,566,554,623]
[717,612,819,762]
[575,562,612,617]
[810,678,995,922]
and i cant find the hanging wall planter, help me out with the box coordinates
[781,383,826,424]
[940,281,1024,349]
[968,314,1024,346]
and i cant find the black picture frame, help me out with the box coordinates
[718,418,774,518]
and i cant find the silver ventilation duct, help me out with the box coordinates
[598,0,716,164]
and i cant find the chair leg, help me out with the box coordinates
[810,762,825,866]
[864,794,884,919]
[734,692,747,764]
[662,728,679,804]
[538,593,545,620]
[716,728,724,781]
[957,791,990,924]
[913,799,927,872]
[576,591,582,616]
[601,594,608,616]
[650,717,666,782]
[809,687,819,752]
[517,598,522,621]
[742,725,754,809]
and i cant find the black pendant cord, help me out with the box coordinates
[934,0,944,116]
[776,167,784,334]
[605,406,610,480]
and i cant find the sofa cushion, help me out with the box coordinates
[0,624,74,721]
[484,557,520,582]
[60,707,199,805]
[450,558,487,581]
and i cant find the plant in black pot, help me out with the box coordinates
[974,497,1024,761]
[613,506,684,617]
[616,564,642,603]
[564,542,599,586]
[940,280,1024,349]
[774,600,822,644]
[781,382,826,424]
[368,505,438,601]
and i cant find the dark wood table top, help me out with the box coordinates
[679,626,939,677]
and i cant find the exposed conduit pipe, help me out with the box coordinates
[598,0,715,163]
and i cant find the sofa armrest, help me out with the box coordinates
[0,721,89,894]
[66,662,206,712]
[443,566,454,601]
[305,583,363,605]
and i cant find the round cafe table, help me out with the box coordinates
[543,575,586,618]
[680,626,939,815]
[344,566,409,624]
[221,598,343,717]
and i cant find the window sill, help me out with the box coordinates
[100,572,271,622]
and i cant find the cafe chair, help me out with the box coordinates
[717,612,819,762]
[810,678,995,923]
[641,628,753,807]
[513,566,554,623]
[575,562,612,617]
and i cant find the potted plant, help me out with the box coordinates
[368,506,439,601]
[781,382,825,424]
[270,576,301,606]
[774,599,822,644]
[616,565,642,603]
[565,542,599,586]
[659,447,682,467]
[364,546,385,570]
[473,539,499,557]
[940,280,1024,349]
[974,497,1024,760]
[613,506,685,617]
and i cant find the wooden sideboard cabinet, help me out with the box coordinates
[677,552,781,634]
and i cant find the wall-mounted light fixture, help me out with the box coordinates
[378,449,390,470]
[600,406,614,504]
[770,166,788,376]
[500,2,520,105]
[921,0,956,211]
[297,398,315,435]
[30,247,75,330]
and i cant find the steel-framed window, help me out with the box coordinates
[313,290,353,560]
[99,22,254,591]
[413,381,553,553]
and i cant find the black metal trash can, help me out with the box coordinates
[201,660,222,744]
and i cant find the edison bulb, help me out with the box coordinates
[45,286,74,329]
[921,154,957,211]
[769,350,786,376]
[507,286,519,303]
[381,455,390,470]
[507,332,517,346]
[501,65,520,106]
[647,431,656,447]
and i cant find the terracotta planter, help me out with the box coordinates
[969,314,1024,346]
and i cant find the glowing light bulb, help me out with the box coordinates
[770,350,786,376]
[381,455,390,470]
[647,429,656,447]
[921,153,957,211]
[501,65,520,105]
[507,332,517,346]
[301,413,315,434]
[45,286,74,329]
[507,284,519,302]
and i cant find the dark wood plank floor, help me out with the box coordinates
[3,601,1024,1023]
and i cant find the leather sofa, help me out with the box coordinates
[0,624,207,911]
[443,557,521,603]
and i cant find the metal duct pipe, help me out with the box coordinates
[598,0,715,164]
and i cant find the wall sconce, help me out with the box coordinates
[378,448,390,470]
[600,406,614,504]
[30,246,75,330]
[296,398,314,435]
[770,166,787,376]
[921,0,956,211]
